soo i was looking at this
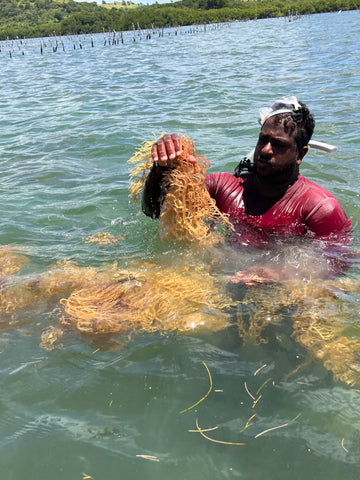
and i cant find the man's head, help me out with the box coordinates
[253,97,315,182]
[258,97,315,151]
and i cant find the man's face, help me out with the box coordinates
[253,116,305,179]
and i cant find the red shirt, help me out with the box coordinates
[206,172,351,247]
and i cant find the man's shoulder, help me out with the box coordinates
[294,175,350,232]
[295,175,338,201]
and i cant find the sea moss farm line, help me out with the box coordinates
[0,21,233,58]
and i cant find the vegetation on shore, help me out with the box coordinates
[0,0,359,40]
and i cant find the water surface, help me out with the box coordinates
[1,11,360,480]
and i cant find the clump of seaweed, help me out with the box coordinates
[129,134,232,245]
[237,284,286,345]
[34,260,104,297]
[0,247,31,320]
[56,262,232,340]
[0,252,232,349]
[128,136,157,205]
[235,277,360,386]
[83,232,124,247]
[0,261,98,320]
[0,247,28,276]
[289,279,360,386]
[0,284,35,319]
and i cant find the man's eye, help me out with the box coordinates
[273,142,286,150]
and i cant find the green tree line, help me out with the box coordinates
[0,0,359,40]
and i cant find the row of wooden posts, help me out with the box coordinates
[1,21,233,58]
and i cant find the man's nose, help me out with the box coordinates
[261,142,273,155]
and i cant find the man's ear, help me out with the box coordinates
[296,145,308,165]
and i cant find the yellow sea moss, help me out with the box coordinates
[39,325,64,350]
[0,285,34,319]
[235,278,360,385]
[128,136,156,205]
[289,279,360,385]
[0,248,28,276]
[34,260,104,297]
[0,247,30,318]
[129,134,232,245]
[0,261,113,318]
[293,314,360,386]
[0,254,232,348]
[83,232,124,247]
[58,263,232,338]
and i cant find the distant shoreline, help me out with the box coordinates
[1,0,359,41]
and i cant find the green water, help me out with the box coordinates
[1,11,360,479]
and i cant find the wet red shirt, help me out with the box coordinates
[206,172,351,247]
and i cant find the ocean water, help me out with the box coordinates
[1,10,360,480]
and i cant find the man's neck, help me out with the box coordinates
[253,169,299,198]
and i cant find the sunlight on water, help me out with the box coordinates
[1,10,360,480]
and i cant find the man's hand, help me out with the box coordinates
[229,266,282,286]
[151,133,196,167]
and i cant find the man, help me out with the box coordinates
[143,97,352,281]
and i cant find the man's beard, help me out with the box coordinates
[254,160,298,183]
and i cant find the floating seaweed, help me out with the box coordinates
[194,418,246,446]
[0,243,232,349]
[185,363,300,446]
[180,361,213,414]
[0,259,117,324]
[2,243,360,385]
[236,277,360,386]
[83,232,124,247]
[55,262,233,343]
[0,246,28,277]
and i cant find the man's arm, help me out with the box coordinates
[142,165,171,218]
